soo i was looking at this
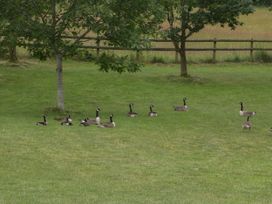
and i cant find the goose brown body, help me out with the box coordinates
[174,97,189,112]
[86,107,101,125]
[99,114,116,128]
[239,102,256,117]
[36,115,48,126]
[242,116,252,130]
[61,115,73,126]
[148,105,158,117]
[128,103,138,117]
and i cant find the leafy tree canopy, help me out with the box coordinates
[157,0,254,77]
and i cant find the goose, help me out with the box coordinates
[80,117,91,126]
[242,116,252,130]
[99,114,116,128]
[128,103,138,117]
[61,115,73,126]
[148,105,158,117]
[81,107,100,126]
[174,97,189,111]
[36,115,48,126]
[239,102,256,117]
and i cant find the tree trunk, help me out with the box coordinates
[179,40,188,77]
[8,44,18,63]
[56,54,65,111]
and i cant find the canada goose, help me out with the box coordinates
[80,117,91,126]
[86,107,101,125]
[242,116,252,130]
[148,105,158,117]
[174,97,189,111]
[128,103,138,117]
[61,115,73,126]
[36,115,48,126]
[99,114,116,128]
[239,102,256,117]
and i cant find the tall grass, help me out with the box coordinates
[254,51,272,63]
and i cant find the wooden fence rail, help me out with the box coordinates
[62,36,272,62]
[25,36,272,62]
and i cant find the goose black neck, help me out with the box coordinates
[129,104,133,112]
[110,116,113,123]
[240,103,244,111]
[96,110,99,117]
[183,99,186,106]
[150,106,153,112]
[43,116,46,122]
[247,116,250,122]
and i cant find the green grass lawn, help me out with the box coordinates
[0,61,272,203]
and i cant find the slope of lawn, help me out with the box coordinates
[0,60,272,204]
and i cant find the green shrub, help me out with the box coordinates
[71,49,96,62]
[254,51,272,63]
[150,56,167,64]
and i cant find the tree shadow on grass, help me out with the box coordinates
[165,75,210,85]
[43,107,83,121]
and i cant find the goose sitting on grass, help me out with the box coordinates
[242,116,252,130]
[61,115,73,126]
[80,118,92,126]
[85,107,101,125]
[99,114,116,128]
[36,115,48,126]
[174,97,189,112]
[148,105,158,117]
[239,102,256,117]
[128,103,138,117]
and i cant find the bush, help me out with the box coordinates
[150,56,167,64]
[71,49,96,62]
[0,41,8,59]
[254,51,272,63]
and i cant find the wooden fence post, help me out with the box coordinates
[136,49,140,61]
[250,38,254,62]
[213,38,217,63]
[96,38,100,56]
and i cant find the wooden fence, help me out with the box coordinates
[66,36,272,62]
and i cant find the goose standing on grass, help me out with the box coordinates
[61,115,73,126]
[36,115,48,126]
[239,102,256,117]
[128,103,138,117]
[242,116,252,130]
[99,114,116,128]
[148,105,158,117]
[174,97,189,112]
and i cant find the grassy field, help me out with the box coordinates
[0,60,272,203]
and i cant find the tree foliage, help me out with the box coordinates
[253,0,272,6]
[158,0,254,77]
[21,0,161,110]
[0,0,32,62]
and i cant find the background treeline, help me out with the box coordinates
[253,0,272,6]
